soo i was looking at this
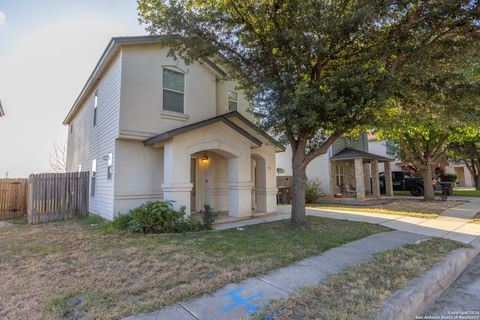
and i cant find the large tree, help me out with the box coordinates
[376,62,480,200]
[138,0,479,225]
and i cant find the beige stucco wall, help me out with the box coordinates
[113,139,164,216]
[215,79,253,121]
[119,44,217,138]
[119,44,254,140]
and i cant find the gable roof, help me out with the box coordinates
[144,111,285,152]
[63,35,227,125]
[330,148,393,162]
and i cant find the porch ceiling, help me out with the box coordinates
[330,148,393,163]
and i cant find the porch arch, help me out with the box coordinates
[187,140,240,159]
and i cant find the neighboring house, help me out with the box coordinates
[64,35,283,220]
[367,136,475,187]
[0,100,4,117]
[276,133,394,200]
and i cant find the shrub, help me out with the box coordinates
[110,201,204,234]
[200,205,219,230]
[442,174,458,182]
[305,179,324,203]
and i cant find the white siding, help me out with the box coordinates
[306,153,331,195]
[276,145,293,176]
[368,140,402,172]
[66,53,122,219]
[275,145,332,194]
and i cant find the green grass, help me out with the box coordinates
[393,190,412,196]
[451,189,480,197]
[0,215,389,320]
[394,189,480,197]
[308,204,438,218]
[257,238,466,320]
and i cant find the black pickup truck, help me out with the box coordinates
[379,171,442,196]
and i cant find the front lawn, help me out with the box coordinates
[451,189,480,197]
[257,238,466,320]
[308,199,462,218]
[0,215,388,320]
[394,189,480,197]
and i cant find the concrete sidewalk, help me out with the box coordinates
[124,231,428,320]
[440,197,480,219]
[297,203,480,244]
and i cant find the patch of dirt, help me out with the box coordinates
[63,294,86,320]
[0,221,12,228]
[384,199,464,214]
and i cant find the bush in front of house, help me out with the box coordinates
[305,178,324,203]
[111,201,199,233]
[200,204,219,230]
[442,174,458,183]
[110,201,219,234]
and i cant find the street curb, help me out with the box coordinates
[374,245,480,320]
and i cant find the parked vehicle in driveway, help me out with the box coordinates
[379,170,442,196]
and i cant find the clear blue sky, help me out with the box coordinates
[0,0,146,177]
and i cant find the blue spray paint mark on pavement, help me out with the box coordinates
[220,287,263,315]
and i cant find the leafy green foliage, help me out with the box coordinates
[200,205,219,230]
[447,127,480,189]
[305,179,324,203]
[375,59,480,199]
[442,174,457,183]
[110,201,204,234]
[138,0,480,223]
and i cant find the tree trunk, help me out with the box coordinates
[476,175,480,191]
[291,153,308,227]
[423,163,435,201]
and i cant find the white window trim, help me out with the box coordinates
[228,90,238,111]
[335,163,345,187]
[107,153,113,180]
[91,159,97,197]
[162,67,186,114]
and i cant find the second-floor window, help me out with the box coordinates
[93,90,98,126]
[163,69,184,113]
[228,90,238,111]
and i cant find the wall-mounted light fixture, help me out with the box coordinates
[201,154,209,164]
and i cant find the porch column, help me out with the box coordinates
[227,154,252,217]
[354,158,365,201]
[384,161,394,197]
[162,141,193,214]
[371,160,380,198]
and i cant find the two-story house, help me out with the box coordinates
[64,36,283,220]
[276,134,394,200]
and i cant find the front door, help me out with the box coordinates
[190,158,197,212]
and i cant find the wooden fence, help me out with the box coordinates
[27,172,90,224]
[0,178,28,219]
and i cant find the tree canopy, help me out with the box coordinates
[376,58,480,199]
[138,0,480,224]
